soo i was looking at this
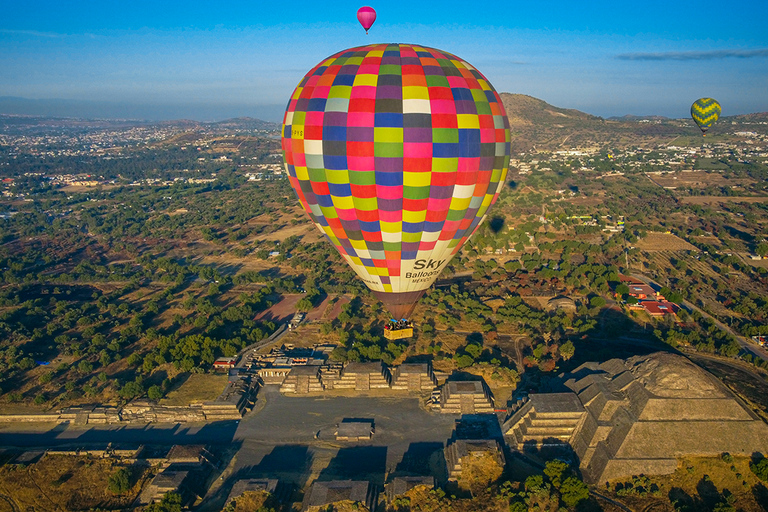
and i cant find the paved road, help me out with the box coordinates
[630,273,768,361]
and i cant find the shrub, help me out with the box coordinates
[108,467,132,493]
[750,457,768,481]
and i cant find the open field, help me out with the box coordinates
[256,294,303,323]
[634,233,699,252]
[160,373,229,406]
[651,170,754,189]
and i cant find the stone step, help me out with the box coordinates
[524,426,576,436]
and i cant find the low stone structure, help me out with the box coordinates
[280,365,325,394]
[437,380,494,414]
[302,480,377,511]
[503,352,768,484]
[226,478,278,505]
[444,439,506,481]
[336,419,374,441]
[333,362,391,391]
[390,363,438,391]
[546,296,577,312]
[121,402,207,423]
[136,469,189,505]
[385,476,434,502]
[257,366,292,385]
[202,376,258,420]
[164,445,211,467]
[503,393,586,448]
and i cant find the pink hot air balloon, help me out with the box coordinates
[357,6,376,34]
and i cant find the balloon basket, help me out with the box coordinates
[384,327,413,340]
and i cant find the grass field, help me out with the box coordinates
[159,373,228,406]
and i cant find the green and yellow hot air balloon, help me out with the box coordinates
[691,98,721,136]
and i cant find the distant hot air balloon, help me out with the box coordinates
[357,6,376,34]
[691,98,721,135]
[281,44,511,320]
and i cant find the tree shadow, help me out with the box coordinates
[753,482,768,511]
[695,476,721,510]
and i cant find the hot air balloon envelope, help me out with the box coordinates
[691,98,721,134]
[281,44,511,319]
[357,6,376,33]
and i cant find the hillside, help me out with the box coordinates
[500,93,699,153]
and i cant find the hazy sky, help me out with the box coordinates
[1,0,767,121]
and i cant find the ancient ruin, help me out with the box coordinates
[333,362,392,391]
[280,365,325,394]
[444,439,506,481]
[390,363,438,391]
[437,381,495,414]
[302,480,377,511]
[503,352,768,484]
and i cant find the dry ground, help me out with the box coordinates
[256,294,304,323]
[0,456,146,511]
[604,455,768,512]
[634,233,699,252]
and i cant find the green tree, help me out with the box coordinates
[296,298,313,312]
[559,340,575,361]
[108,467,132,494]
[750,457,768,481]
[145,491,182,512]
[147,385,163,400]
[77,360,94,374]
[543,460,569,488]
[560,476,590,508]
[590,296,606,308]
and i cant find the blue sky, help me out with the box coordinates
[1,0,767,121]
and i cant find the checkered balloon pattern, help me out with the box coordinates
[282,43,511,295]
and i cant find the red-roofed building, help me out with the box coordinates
[640,301,679,317]
[627,284,664,301]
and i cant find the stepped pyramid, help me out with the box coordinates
[280,365,324,394]
[438,380,494,414]
[502,393,586,448]
[333,362,391,390]
[390,363,438,391]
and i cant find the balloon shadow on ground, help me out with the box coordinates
[489,216,505,233]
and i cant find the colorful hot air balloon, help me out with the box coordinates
[281,44,511,319]
[356,6,376,34]
[691,98,721,135]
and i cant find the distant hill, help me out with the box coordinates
[499,93,699,154]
